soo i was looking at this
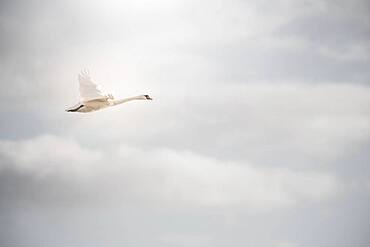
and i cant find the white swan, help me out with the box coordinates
[66,69,152,113]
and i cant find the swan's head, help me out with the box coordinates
[144,95,153,100]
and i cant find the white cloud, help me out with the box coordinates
[64,82,370,171]
[0,134,339,210]
[0,135,102,176]
[116,146,338,209]
[1,0,369,245]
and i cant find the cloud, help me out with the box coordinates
[0,0,370,245]
[0,0,369,113]
[59,82,370,175]
[0,134,338,210]
[119,146,338,209]
[0,135,102,176]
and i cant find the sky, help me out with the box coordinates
[0,0,370,246]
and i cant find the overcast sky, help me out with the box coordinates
[0,0,370,246]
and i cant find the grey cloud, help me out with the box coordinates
[1,0,370,246]
[0,135,339,209]
[55,83,370,176]
[0,165,368,247]
[1,134,365,247]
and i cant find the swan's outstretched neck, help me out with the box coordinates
[111,95,152,106]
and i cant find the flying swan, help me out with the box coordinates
[66,69,152,113]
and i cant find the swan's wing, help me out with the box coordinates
[78,69,107,102]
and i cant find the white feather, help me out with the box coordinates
[78,69,107,102]
[66,69,152,113]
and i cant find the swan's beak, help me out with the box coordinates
[145,95,153,100]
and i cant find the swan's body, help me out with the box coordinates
[66,70,152,113]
